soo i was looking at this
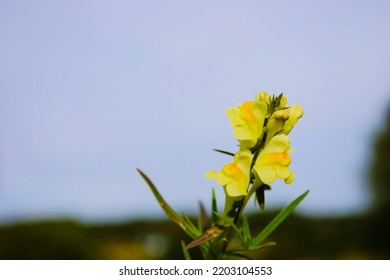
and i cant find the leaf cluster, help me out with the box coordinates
[138,168,308,259]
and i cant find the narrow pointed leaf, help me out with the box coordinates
[212,149,235,156]
[241,212,251,246]
[253,190,309,244]
[186,207,238,250]
[211,189,218,226]
[198,201,208,230]
[137,168,189,233]
[225,252,253,260]
[214,212,243,242]
[186,219,229,249]
[256,185,265,211]
[181,240,191,260]
[182,211,200,238]
[248,241,276,250]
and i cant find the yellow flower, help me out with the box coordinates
[226,98,267,149]
[265,104,304,146]
[253,134,294,185]
[259,91,271,106]
[282,105,304,135]
[205,150,252,197]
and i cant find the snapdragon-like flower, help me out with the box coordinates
[226,98,267,149]
[282,105,304,135]
[265,104,304,146]
[139,90,307,257]
[253,134,294,185]
[205,150,252,197]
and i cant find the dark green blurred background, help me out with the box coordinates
[1,105,390,260]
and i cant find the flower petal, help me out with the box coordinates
[282,105,304,135]
[205,170,218,180]
[226,98,267,149]
[255,165,277,184]
[205,150,252,197]
[253,134,294,185]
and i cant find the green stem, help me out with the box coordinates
[218,106,279,258]
[219,183,261,258]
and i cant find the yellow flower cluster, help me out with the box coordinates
[206,92,303,198]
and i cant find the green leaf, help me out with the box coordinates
[241,212,251,247]
[182,211,201,238]
[198,201,208,231]
[224,251,254,260]
[186,209,237,250]
[256,186,265,211]
[213,149,235,156]
[255,185,271,211]
[248,241,276,250]
[137,168,194,237]
[186,217,229,249]
[227,241,276,254]
[253,190,309,245]
[181,240,191,260]
[214,212,243,242]
[211,189,218,226]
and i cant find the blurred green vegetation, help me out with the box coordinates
[0,211,389,259]
[1,103,390,260]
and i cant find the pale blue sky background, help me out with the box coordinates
[1,0,390,223]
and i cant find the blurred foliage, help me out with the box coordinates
[368,104,390,215]
[0,219,187,260]
[0,211,389,259]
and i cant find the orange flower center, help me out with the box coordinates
[261,153,291,166]
[223,163,244,181]
[240,101,257,128]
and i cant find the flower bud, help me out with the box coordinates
[282,105,304,135]
[259,91,271,106]
[265,109,289,146]
[279,95,288,108]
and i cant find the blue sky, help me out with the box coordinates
[1,0,390,223]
